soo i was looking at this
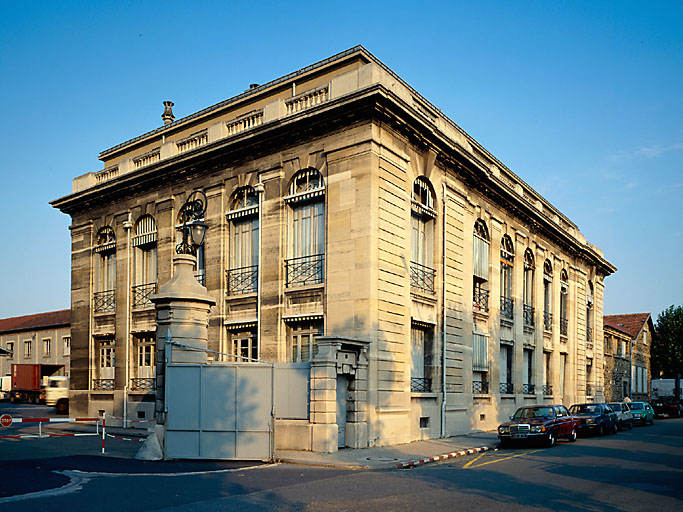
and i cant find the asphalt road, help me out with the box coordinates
[1,404,682,511]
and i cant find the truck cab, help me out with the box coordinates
[45,376,69,414]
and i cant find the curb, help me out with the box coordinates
[395,445,495,469]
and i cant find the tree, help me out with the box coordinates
[653,305,683,378]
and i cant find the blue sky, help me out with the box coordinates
[1,1,681,321]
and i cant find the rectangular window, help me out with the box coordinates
[411,326,433,392]
[290,321,323,363]
[63,336,71,356]
[24,340,32,359]
[560,354,567,396]
[134,334,155,379]
[231,329,258,362]
[42,338,51,358]
[473,334,489,371]
[499,344,513,393]
[523,348,534,393]
[6,341,14,358]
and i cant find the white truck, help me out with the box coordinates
[0,375,10,400]
[44,376,69,414]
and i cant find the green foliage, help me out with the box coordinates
[653,305,683,378]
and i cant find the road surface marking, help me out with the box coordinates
[462,451,488,469]
[465,449,542,469]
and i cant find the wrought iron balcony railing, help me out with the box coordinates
[500,296,514,320]
[411,377,432,393]
[560,317,568,336]
[587,341,594,350]
[93,379,114,391]
[473,288,490,313]
[130,378,156,391]
[227,265,258,295]
[93,290,116,313]
[543,385,553,395]
[586,383,593,396]
[523,304,535,327]
[544,311,553,331]
[500,382,514,394]
[132,282,157,308]
[473,380,490,394]
[195,270,205,286]
[410,261,436,294]
[523,383,535,394]
[285,254,324,287]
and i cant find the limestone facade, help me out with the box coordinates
[51,46,615,449]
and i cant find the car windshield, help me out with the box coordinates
[570,404,600,415]
[631,403,644,410]
[609,403,622,411]
[513,407,554,419]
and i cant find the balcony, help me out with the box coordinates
[523,304,535,327]
[410,261,435,294]
[132,282,157,308]
[500,296,514,321]
[411,377,432,393]
[560,317,568,336]
[473,380,490,394]
[93,379,114,391]
[473,288,490,313]
[93,290,115,313]
[543,385,553,395]
[500,382,514,394]
[523,383,535,394]
[227,265,258,295]
[285,254,324,287]
[544,311,552,331]
[130,378,156,391]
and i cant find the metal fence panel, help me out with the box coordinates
[200,366,237,431]
[166,366,201,431]
[274,363,310,419]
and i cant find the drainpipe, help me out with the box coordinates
[123,213,133,428]
[255,177,265,359]
[441,182,447,438]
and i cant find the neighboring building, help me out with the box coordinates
[0,310,71,377]
[602,322,633,401]
[51,46,615,449]
[604,313,654,402]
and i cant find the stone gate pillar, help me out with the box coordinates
[150,254,216,424]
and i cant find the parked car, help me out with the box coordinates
[498,405,580,448]
[652,396,683,418]
[630,401,655,425]
[609,402,634,430]
[569,403,618,436]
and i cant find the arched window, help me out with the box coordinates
[500,235,514,320]
[226,186,259,295]
[132,215,157,308]
[523,249,535,326]
[473,219,490,312]
[543,259,553,331]
[285,168,325,287]
[411,177,436,294]
[93,226,116,313]
[560,269,569,336]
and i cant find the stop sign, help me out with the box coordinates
[0,414,12,428]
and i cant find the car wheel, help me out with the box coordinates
[56,399,69,415]
[546,431,556,447]
[598,424,605,437]
[618,420,623,431]
[568,427,577,442]
[612,423,619,435]
[628,420,633,430]
[648,416,654,425]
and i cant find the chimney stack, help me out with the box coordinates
[162,101,175,125]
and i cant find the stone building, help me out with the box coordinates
[604,313,654,402]
[51,46,615,450]
[0,310,71,378]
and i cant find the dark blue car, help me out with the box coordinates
[569,403,619,437]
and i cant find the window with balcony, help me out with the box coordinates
[94,338,115,390]
[560,269,569,336]
[411,324,434,392]
[231,328,258,362]
[500,235,514,321]
[586,281,594,343]
[132,215,157,308]
[543,351,552,395]
[286,169,325,287]
[132,333,155,391]
[226,186,258,295]
[411,177,436,294]
[523,249,535,327]
[543,259,553,331]
[290,320,323,362]
[586,359,593,396]
[473,219,490,313]
[473,332,489,394]
[499,343,514,394]
[94,226,116,313]
[523,348,534,394]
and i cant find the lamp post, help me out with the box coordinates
[176,190,208,255]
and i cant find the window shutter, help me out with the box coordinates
[472,334,489,371]
[473,235,490,280]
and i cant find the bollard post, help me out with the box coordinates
[39,421,42,438]
[101,412,106,454]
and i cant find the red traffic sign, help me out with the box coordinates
[0,414,12,428]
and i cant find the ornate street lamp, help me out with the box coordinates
[176,190,208,255]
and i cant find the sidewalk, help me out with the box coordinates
[277,431,501,469]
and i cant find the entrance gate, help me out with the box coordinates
[165,363,273,460]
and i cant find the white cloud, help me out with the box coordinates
[609,142,683,161]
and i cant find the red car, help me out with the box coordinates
[498,405,580,447]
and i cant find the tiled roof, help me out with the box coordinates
[0,309,71,335]
[604,313,651,340]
